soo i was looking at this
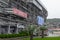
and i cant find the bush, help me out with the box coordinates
[0,34,20,38]
[19,30,29,36]
[0,30,29,38]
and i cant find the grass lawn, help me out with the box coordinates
[23,37,60,40]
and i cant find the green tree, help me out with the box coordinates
[27,24,37,40]
[40,26,47,38]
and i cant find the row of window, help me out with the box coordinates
[10,0,41,14]
[0,2,27,22]
[0,0,43,17]
[0,0,39,14]
[0,1,8,8]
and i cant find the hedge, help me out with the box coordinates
[0,34,29,38]
[0,30,29,38]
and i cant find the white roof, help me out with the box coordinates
[37,0,47,10]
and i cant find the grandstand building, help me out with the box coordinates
[0,0,48,34]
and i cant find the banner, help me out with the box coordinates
[37,16,44,25]
[13,8,27,18]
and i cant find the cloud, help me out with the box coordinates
[40,0,60,19]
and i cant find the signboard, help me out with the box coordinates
[37,16,44,25]
[13,8,27,18]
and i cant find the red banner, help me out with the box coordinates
[13,8,27,18]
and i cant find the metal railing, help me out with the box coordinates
[0,7,13,14]
[0,0,8,5]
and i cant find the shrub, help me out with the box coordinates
[0,34,18,38]
[19,30,29,36]
[0,30,29,38]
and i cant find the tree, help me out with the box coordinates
[40,26,47,38]
[27,24,37,40]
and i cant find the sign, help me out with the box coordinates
[37,16,44,25]
[13,8,27,18]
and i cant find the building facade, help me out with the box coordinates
[0,0,48,34]
[46,19,60,36]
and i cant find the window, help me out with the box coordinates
[11,2,17,8]
[15,0,17,1]
[0,2,8,7]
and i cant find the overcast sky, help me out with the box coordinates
[40,0,60,19]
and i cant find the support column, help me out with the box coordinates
[0,26,1,34]
[15,25,18,34]
[7,25,11,34]
[15,27,18,34]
